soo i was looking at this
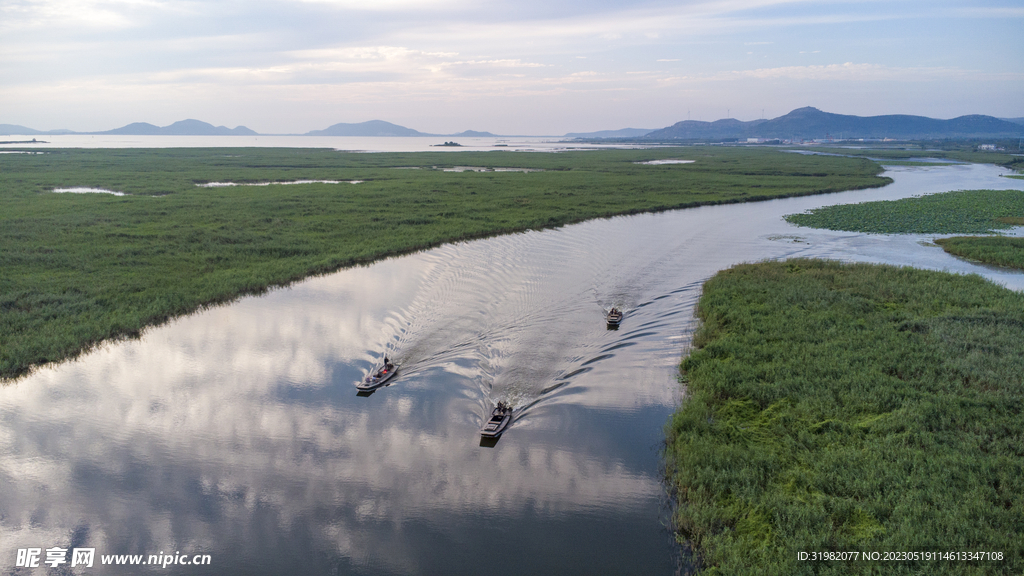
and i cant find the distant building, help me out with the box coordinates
[978,144,1004,151]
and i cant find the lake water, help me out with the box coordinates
[0,135,652,153]
[1,163,1022,575]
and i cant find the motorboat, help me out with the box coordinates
[480,401,513,438]
[356,359,397,391]
[606,308,624,327]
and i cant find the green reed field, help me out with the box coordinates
[784,188,1024,271]
[806,144,1024,172]
[666,259,1024,575]
[934,236,1024,271]
[784,189,1024,234]
[0,146,887,379]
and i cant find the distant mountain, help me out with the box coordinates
[102,122,162,135]
[306,120,434,137]
[0,124,75,135]
[1001,117,1024,126]
[643,119,764,140]
[449,130,497,137]
[646,107,1024,140]
[1,123,42,135]
[101,119,257,136]
[564,128,655,139]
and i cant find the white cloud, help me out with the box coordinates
[1,0,1021,133]
[723,62,960,82]
[287,0,464,9]
[947,6,1024,18]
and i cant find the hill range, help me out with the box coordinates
[642,107,1023,140]
[0,119,256,136]
[3,108,1021,140]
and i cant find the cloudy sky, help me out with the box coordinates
[1,0,1021,134]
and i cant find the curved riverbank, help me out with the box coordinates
[0,147,889,379]
[666,260,1024,575]
[935,236,1024,271]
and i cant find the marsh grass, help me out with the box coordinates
[0,147,889,379]
[805,146,1024,172]
[935,236,1024,270]
[666,259,1024,575]
[784,189,1024,234]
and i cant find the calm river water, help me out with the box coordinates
[2,163,1023,575]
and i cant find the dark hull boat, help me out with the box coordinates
[480,402,512,438]
[606,308,624,327]
[357,362,397,391]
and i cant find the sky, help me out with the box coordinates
[1,0,1022,135]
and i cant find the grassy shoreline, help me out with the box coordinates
[666,260,1024,575]
[783,188,1024,272]
[784,189,1024,235]
[935,236,1024,271]
[1,147,889,379]
[805,145,1024,173]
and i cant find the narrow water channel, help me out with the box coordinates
[2,163,1022,575]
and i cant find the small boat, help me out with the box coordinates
[606,308,624,327]
[480,401,513,438]
[357,358,397,391]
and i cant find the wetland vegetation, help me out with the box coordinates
[934,236,1024,271]
[806,141,1024,172]
[666,259,1024,575]
[0,146,888,379]
[784,188,1024,271]
[784,189,1024,235]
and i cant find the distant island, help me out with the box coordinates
[100,119,257,136]
[304,122,498,138]
[564,128,655,139]
[0,120,255,136]
[305,120,432,137]
[0,137,47,145]
[432,141,462,147]
[4,108,1022,140]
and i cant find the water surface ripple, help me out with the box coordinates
[1,164,1022,575]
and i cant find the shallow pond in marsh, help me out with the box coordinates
[2,163,1023,575]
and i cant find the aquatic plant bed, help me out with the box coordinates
[666,259,1024,575]
[785,189,1024,234]
[0,147,888,379]
[805,146,1024,172]
[935,236,1024,271]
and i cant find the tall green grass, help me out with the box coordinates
[666,260,1024,575]
[783,188,1024,273]
[805,145,1024,172]
[0,147,888,379]
[784,189,1024,234]
[935,236,1024,271]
